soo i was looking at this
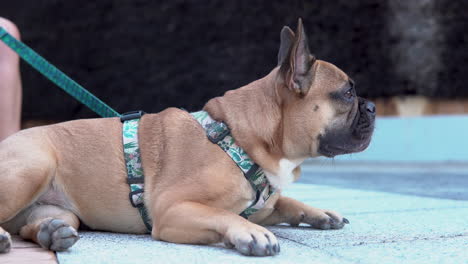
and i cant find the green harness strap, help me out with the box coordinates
[0,27,272,228]
[119,110,275,234]
[0,27,120,118]
[191,111,275,219]
[121,111,153,232]
[0,27,151,230]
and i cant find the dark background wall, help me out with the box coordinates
[1,0,467,120]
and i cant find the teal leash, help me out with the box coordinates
[0,27,120,118]
[0,27,157,229]
[0,27,274,224]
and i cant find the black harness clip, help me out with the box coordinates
[120,110,146,122]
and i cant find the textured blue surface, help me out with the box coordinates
[57,182,468,264]
[299,163,468,200]
[333,115,468,162]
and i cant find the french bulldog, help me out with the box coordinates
[0,18,375,256]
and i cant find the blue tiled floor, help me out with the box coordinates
[57,164,468,264]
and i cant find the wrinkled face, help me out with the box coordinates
[277,19,375,159]
[282,60,376,158]
[314,62,375,157]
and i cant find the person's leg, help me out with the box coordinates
[0,17,22,141]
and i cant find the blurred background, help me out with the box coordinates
[2,2,467,262]
[0,4,468,263]
[1,0,468,123]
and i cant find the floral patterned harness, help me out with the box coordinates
[121,111,152,231]
[121,110,275,233]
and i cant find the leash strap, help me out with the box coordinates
[190,111,275,219]
[0,27,120,118]
[0,26,271,223]
[0,28,151,229]
[121,111,152,232]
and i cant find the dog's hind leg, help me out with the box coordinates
[0,132,57,253]
[0,134,57,221]
[18,205,79,251]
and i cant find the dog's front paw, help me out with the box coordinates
[305,209,349,230]
[37,219,79,251]
[224,224,280,256]
[0,231,12,253]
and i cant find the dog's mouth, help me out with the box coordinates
[318,101,375,158]
[318,136,372,158]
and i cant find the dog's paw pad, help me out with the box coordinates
[0,232,12,253]
[37,219,79,251]
[226,226,280,256]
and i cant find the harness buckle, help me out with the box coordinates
[207,129,230,144]
[127,177,144,184]
[205,121,230,143]
[120,110,146,122]
[129,189,145,208]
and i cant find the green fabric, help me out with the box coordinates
[123,120,144,180]
[0,27,120,118]
[122,118,152,232]
[191,111,275,218]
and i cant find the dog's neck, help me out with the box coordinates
[204,68,306,187]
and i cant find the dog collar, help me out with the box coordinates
[191,111,275,218]
[121,111,152,232]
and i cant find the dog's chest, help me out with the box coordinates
[264,158,304,190]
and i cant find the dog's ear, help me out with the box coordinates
[278,26,295,66]
[281,18,315,96]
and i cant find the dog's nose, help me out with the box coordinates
[366,101,376,114]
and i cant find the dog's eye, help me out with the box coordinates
[343,79,355,100]
[344,88,354,99]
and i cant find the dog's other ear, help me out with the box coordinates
[278,26,295,66]
[282,18,315,96]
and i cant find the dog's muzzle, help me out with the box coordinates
[318,98,376,157]
[352,99,375,140]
